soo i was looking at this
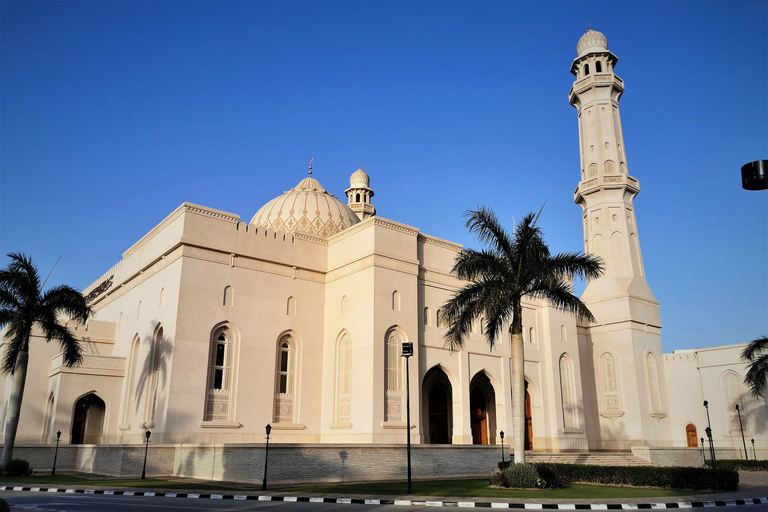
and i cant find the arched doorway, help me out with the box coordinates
[470,372,497,445]
[525,389,533,450]
[685,423,698,447]
[71,393,105,444]
[422,366,453,444]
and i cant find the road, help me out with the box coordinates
[3,491,768,512]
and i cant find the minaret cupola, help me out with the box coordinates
[346,166,376,221]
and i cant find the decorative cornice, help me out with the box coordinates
[417,234,463,252]
[327,216,419,245]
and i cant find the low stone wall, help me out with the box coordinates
[631,446,768,467]
[6,444,501,484]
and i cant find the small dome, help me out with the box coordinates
[250,173,360,238]
[577,28,608,57]
[350,167,370,189]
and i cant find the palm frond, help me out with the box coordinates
[463,207,516,262]
[529,278,596,324]
[741,335,768,362]
[541,252,604,282]
[41,285,93,324]
[38,319,83,367]
[744,352,768,399]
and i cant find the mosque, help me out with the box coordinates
[3,28,765,460]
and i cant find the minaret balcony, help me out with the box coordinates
[574,173,639,202]
[568,74,624,103]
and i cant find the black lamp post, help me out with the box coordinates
[752,439,757,460]
[741,160,768,191]
[51,430,61,476]
[262,423,272,491]
[700,437,705,466]
[500,431,505,464]
[141,430,151,479]
[401,341,414,494]
[703,400,716,465]
[736,404,748,460]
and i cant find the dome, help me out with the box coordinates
[577,28,608,57]
[350,167,370,189]
[250,173,360,238]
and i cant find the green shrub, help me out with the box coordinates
[498,460,512,471]
[705,459,768,471]
[504,463,540,488]
[490,470,508,487]
[535,463,564,489]
[3,458,33,477]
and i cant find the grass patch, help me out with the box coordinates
[273,479,704,499]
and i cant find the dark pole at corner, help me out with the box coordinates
[500,431,505,464]
[752,439,757,460]
[700,437,705,466]
[262,423,272,491]
[402,341,414,495]
[141,430,151,479]
[51,430,61,476]
[703,400,715,466]
[736,404,748,460]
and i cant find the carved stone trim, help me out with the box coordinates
[417,233,463,251]
[599,410,625,422]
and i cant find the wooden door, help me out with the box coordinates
[524,391,533,450]
[686,424,698,447]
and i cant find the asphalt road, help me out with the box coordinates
[3,492,768,512]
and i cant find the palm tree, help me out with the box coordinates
[741,335,768,399]
[0,253,92,467]
[442,207,603,464]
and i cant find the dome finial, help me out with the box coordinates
[308,157,313,175]
[589,20,592,30]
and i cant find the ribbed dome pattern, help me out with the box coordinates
[250,174,360,238]
[350,167,371,189]
[577,29,609,57]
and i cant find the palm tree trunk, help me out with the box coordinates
[511,332,525,464]
[0,350,29,468]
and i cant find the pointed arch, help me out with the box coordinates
[559,354,578,430]
[422,365,455,444]
[144,324,163,424]
[42,392,55,443]
[340,295,346,316]
[274,331,301,423]
[384,326,406,422]
[721,371,745,433]
[560,325,567,341]
[71,392,107,444]
[599,351,623,414]
[645,352,662,414]
[204,322,239,422]
[470,371,497,445]
[335,331,353,425]
[121,335,141,426]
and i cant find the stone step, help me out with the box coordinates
[521,452,652,466]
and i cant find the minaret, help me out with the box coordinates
[346,167,376,221]
[570,28,670,448]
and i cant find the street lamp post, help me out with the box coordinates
[141,430,151,479]
[402,341,414,494]
[752,439,757,460]
[700,437,705,466]
[703,401,716,465]
[736,404,748,460]
[51,431,61,476]
[262,424,272,491]
[500,431,505,464]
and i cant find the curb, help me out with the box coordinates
[1,486,767,508]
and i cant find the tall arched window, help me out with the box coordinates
[560,325,567,341]
[392,291,401,311]
[646,352,662,413]
[385,328,404,422]
[595,61,602,73]
[584,63,590,76]
[223,286,234,306]
[205,326,236,421]
[274,334,298,423]
[145,326,163,424]
[722,372,744,432]
[336,333,352,424]
[559,355,578,429]
[423,307,431,326]
[42,393,54,443]
[121,336,140,426]
[287,296,296,316]
[599,352,622,413]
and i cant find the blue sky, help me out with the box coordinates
[1,1,766,352]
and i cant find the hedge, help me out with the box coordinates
[491,463,738,492]
[705,459,768,471]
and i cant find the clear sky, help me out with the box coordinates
[1,1,766,353]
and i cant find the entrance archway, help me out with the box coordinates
[525,389,533,450]
[71,393,105,444]
[685,423,698,447]
[470,372,497,445]
[422,366,453,444]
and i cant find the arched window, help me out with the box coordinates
[392,291,401,311]
[205,326,236,421]
[423,307,431,326]
[287,296,296,316]
[384,328,404,422]
[223,286,233,306]
[336,333,352,424]
[42,393,54,443]
[646,352,662,413]
[356,193,360,202]
[595,61,602,73]
[145,326,163,424]
[478,317,485,335]
[274,334,298,423]
[722,372,744,432]
[599,352,622,413]
[341,295,346,316]
[560,325,567,341]
[584,63,590,76]
[437,309,449,328]
[560,355,578,429]
[137,301,141,319]
[685,423,698,447]
[529,327,537,344]
[121,335,140,426]
[159,288,164,308]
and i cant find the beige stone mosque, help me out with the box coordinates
[3,28,766,468]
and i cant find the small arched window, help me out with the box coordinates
[529,327,537,344]
[595,61,602,73]
[561,325,567,341]
[392,291,401,311]
[584,63,590,76]
[423,307,431,326]
[646,353,662,413]
[287,296,296,316]
[356,193,360,202]
[223,286,233,306]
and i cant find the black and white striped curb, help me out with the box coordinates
[1,486,767,508]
